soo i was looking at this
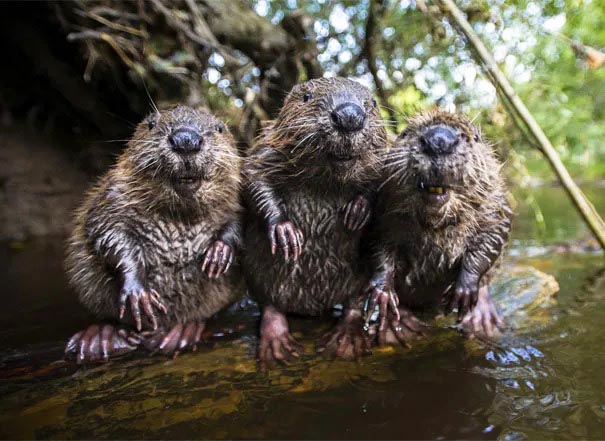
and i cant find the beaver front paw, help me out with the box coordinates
[363,281,400,333]
[268,220,304,262]
[316,309,371,360]
[143,321,206,358]
[444,270,480,320]
[201,240,233,278]
[343,195,371,231]
[461,287,505,340]
[118,281,168,331]
[65,324,140,364]
[257,306,303,371]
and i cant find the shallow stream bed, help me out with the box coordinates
[1,186,604,439]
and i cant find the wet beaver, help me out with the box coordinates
[364,109,512,343]
[65,105,243,363]
[243,77,388,368]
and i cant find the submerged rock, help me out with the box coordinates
[491,264,559,330]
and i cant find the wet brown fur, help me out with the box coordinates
[371,109,512,307]
[243,77,388,315]
[66,105,244,328]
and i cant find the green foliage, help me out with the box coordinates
[507,0,605,180]
[255,0,605,180]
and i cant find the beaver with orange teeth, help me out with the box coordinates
[65,105,244,363]
[364,109,513,344]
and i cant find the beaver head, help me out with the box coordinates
[124,105,238,199]
[385,110,502,227]
[264,77,387,183]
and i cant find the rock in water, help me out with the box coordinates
[490,262,559,330]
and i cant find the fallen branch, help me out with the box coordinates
[437,0,605,250]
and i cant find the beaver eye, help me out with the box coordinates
[398,128,411,140]
[148,119,157,130]
[216,123,224,134]
[303,92,312,103]
[371,98,377,108]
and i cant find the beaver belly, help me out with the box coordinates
[273,238,362,315]
[146,263,240,326]
[139,220,238,326]
[245,190,364,316]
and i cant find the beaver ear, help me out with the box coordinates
[473,129,481,142]
[397,127,411,141]
[147,113,159,130]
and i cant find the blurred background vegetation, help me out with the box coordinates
[0,0,603,240]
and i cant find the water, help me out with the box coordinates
[1,186,604,439]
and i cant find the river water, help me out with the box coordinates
[0,186,604,439]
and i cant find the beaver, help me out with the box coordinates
[243,77,388,368]
[363,109,512,344]
[65,105,243,363]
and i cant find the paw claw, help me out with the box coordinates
[268,221,304,263]
[147,322,205,357]
[444,271,480,319]
[65,324,138,364]
[374,306,429,347]
[201,240,233,278]
[363,282,399,330]
[258,307,301,369]
[461,289,504,341]
[119,283,166,331]
[343,195,371,232]
[317,309,370,360]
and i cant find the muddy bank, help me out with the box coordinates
[0,127,117,241]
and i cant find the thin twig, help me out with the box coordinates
[79,9,148,38]
[184,0,241,66]
[68,30,139,72]
[150,0,240,66]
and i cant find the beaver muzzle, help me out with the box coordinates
[328,152,361,162]
[330,102,366,133]
[419,181,451,207]
[172,175,202,193]
[169,128,203,155]
[420,126,459,156]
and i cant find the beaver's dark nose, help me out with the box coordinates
[169,128,202,154]
[331,103,366,133]
[420,126,459,155]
